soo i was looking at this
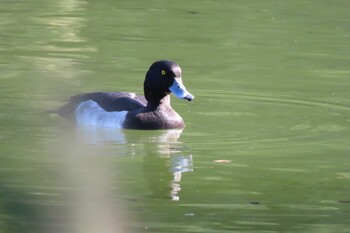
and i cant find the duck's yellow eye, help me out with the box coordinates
[161,70,166,75]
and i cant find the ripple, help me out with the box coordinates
[180,203,269,210]
[188,89,350,150]
[195,89,350,111]
[336,173,350,179]
[269,168,307,172]
[281,204,339,211]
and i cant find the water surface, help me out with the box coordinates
[0,0,350,232]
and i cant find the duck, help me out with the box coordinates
[56,60,194,130]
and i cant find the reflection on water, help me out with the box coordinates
[76,127,127,144]
[170,154,193,201]
[76,126,193,201]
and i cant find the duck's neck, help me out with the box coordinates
[146,95,171,110]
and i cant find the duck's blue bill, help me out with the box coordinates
[169,78,194,101]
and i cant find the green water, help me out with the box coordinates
[1,0,350,232]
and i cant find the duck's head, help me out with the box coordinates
[144,60,194,103]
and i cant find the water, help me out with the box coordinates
[1,0,350,232]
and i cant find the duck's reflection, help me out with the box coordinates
[76,127,193,201]
[169,154,193,201]
[76,126,127,145]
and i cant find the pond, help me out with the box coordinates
[0,0,349,232]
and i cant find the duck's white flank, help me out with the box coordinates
[75,100,128,128]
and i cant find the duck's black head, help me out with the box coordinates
[144,60,194,103]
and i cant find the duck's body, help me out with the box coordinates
[56,60,194,130]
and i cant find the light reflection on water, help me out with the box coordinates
[75,126,194,202]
